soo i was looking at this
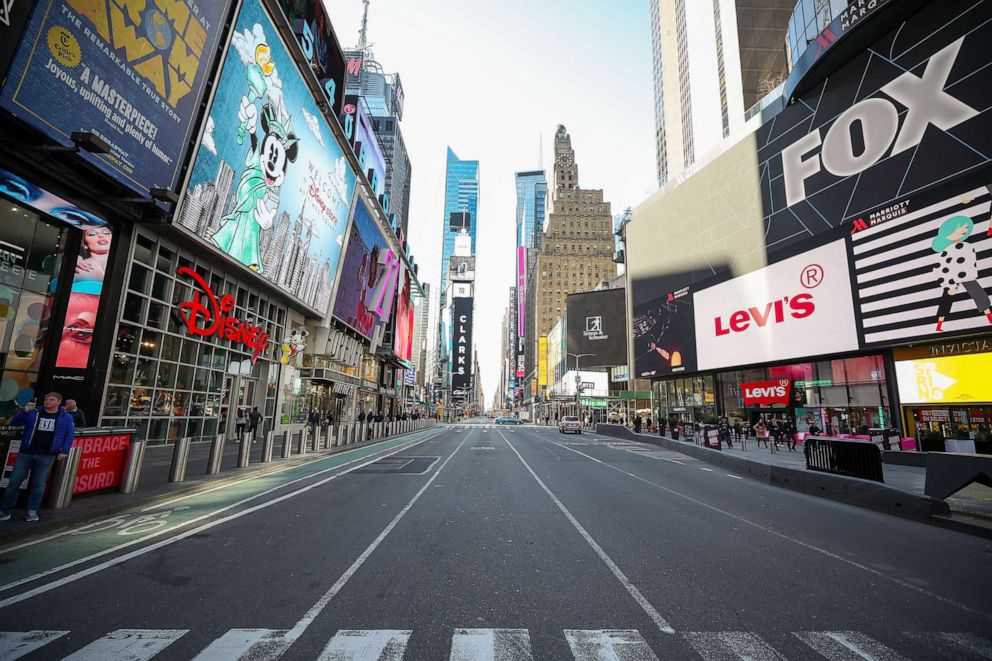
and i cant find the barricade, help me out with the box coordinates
[118,438,146,494]
[804,436,884,483]
[261,430,275,462]
[281,430,292,459]
[206,434,225,474]
[46,445,83,509]
[169,437,192,483]
[237,433,251,468]
[296,430,307,455]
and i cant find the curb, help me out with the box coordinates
[0,425,442,546]
[589,424,992,537]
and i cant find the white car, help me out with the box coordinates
[559,416,581,434]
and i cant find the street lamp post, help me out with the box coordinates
[567,352,595,427]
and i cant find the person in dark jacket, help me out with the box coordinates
[0,393,76,522]
[65,399,87,428]
[248,407,263,442]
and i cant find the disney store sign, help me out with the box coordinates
[176,267,270,363]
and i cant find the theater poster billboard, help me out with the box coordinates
[177,0,357,312]
[275,0,347,116]
[1,0,232,195]
[393,263,414,362]
[332,198,395,339]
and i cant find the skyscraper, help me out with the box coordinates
[534,126,615,340]
[440,147,480,296]
[514,170,547,389]
[515,171,548,252]
[648,0,794,186]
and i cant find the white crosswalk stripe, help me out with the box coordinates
[684,631,787,660]
[449,628,533,660]
[795,631,908,661]
[902,632,992,659]
[0,630,68,660]
[62,629,188,660]
[192,628,286,660]
[564,629,659,661]
[319,629,411,660]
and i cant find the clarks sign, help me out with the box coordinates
[741,380,791,407]
[176,267,270,363]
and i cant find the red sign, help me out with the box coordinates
[741,379,792,406]
[176,267,270,363]
[72,432,133,495]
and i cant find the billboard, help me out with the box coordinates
[0,0,33,82]
[695,240,859,371]
[332,198,396,338]
[895,353,992,404]
[178,0,356,312]
[517,247,526,337]
[276,0,347,116]
[538,336,548,386]
[339,95,386,199]
[1,0,232,196]
[849,185,992,347]
[451,296,474,393]
[393,263,414,362]
[566,289,628,367]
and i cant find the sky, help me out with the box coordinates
[323,0,658,407]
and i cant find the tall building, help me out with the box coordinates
[372,115,412,235]
[411,282,430,394]
[534,126,616,340]
[648,0,794,186]
[515,171,548,251]
[515,170,547,389]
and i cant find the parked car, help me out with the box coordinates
[559,416,581,434]
[495,417,522,425]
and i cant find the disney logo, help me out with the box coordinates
[176,267,270,364]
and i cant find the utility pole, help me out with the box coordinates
[568,352,595,424]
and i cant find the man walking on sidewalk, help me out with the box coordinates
[248,406,263,443]
[0,393,76,522]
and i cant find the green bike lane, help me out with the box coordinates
[0,427,446,595]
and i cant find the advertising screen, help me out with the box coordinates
[276,0,347,116]
[849,185,992,347]
[538,336,548,386]
[332,199,390,338]
[566,289,627,367]
[393,264,414,362]
[1,0,232,196]
[0,0,32,82]
[517,247,526,337]
[178,0,357,312]
[896,353,992,404]
[694,240,859,371]
[451,296,474,393]
[339,95,386,198]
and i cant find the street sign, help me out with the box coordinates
[580,382,596,390]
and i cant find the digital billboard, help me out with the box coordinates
[517,247,526,337]
[332,198,394,338]
[393,263,414,362]
[339,95,386,199]
[276,0,347,116]
[177,0,357,312]
[451,296,474,393]
[566,289,628,368]
[895,353,992,404]
[1,0,232,196]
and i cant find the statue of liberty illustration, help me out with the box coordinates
[211,26,298,274]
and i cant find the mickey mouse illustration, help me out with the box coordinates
[280,328,309,365]
[211,44,298,273]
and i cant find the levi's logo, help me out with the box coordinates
[743,381,788,399]
[714,294,815,336]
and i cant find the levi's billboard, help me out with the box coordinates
[741,380,791,407]
[695,240,859,371]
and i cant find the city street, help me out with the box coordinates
[1,423,989,660]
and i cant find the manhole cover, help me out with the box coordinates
[352,456,439,474]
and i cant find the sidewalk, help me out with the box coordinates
[0,422,440,542]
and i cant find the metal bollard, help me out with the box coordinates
[261,430,275,462]
[237,432,251,468]
[169,436,192,483]
[207,434,225,474]
[281,430,292,459]
[118,438,146,493]
[296,430,307,455]
[46,445,83,509]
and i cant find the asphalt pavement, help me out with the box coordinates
[0,422,990,660]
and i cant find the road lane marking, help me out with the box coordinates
[449,628,533,661]
[0,430,450,609]
[0,630,68,659]
[272,434,472,659]
[794,631,908,660]
[318,629,412,660]
[63,629,188,661]
[700,467,714,472]
[499,430,675,635]
[903,631,992,659]
[727,474,743,479]
[563,629,659,660]
[538,433,992,623]
[684,631,786,660]
[192,629,285,660]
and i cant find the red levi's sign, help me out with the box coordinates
[72,433,133,495]
[741,380,792,407]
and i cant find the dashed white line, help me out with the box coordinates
[699,467,714,472]
[726,474,743,480]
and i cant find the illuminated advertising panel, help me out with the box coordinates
[332,198,395,338]
[276,0,347,116]
[517,247,526,337]
[451,296,474,393]
[566,289,627,367]
[178,0,357,312]
[895,353,992,404]
[339,95,386,199]
[538,336,548,386]
[393,263,414,362]
[1,0,232,195]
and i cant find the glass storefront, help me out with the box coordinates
[652,374,717,429]
[0,202,67,417]
[100,231,288,444]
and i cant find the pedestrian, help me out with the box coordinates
[808,421,821,436]
[771,418,783,449]
[326,411,335,427]
[545,415,550,426]
[720,418,733,448]
[65,399,87,428]
[308,410,320,442]
[646,417,653,432]
[0,393,76,523]
[753,420,768,447]
[366,411,374,424]
[235,406,248,440]
[248,406,263,442]
[633,415,642,434]
[658,417,666,436]
[733,421,743,444]
[785,417,798,451]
